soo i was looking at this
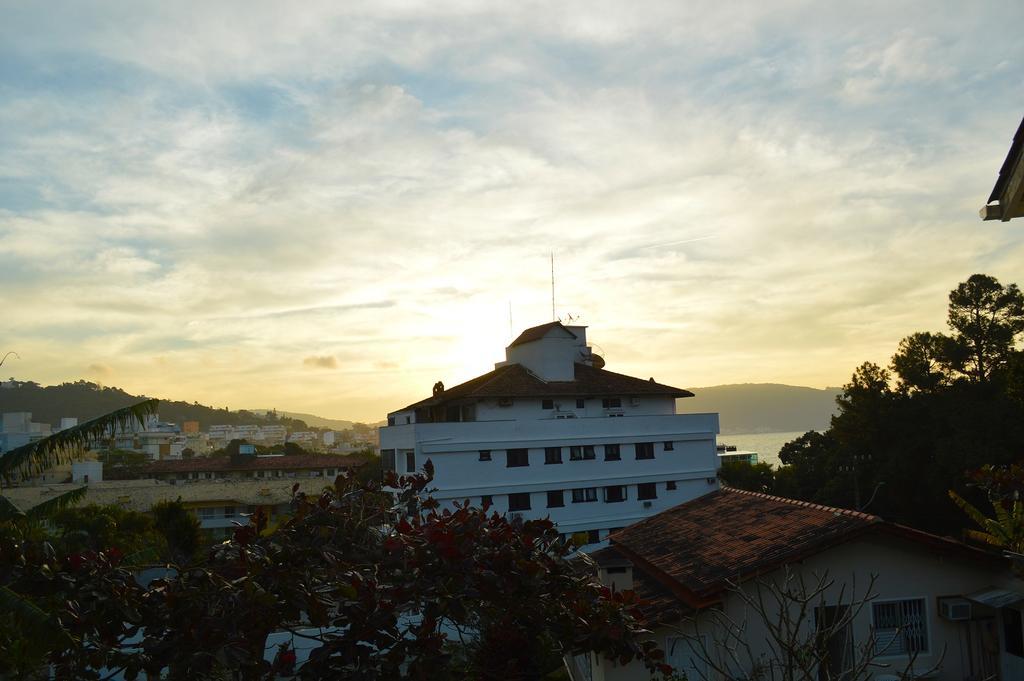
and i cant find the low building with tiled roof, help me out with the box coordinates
[380,321,719,547]
[575,488,1024,681]
[143,452,366,483]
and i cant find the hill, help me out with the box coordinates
[678,383,841,434]
[0,380,313,432]
[250,410,384,431]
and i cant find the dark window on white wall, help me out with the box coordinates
[872,599,928,655]
[663,441,674,451]
[572,488,598,503]
[604,486,626,503]
[602,398,621,408]
[576,398,585,408]
[666,481,678,490]
[381,449,396,471]
[638,483,657,500]
[481,495,492,507]
[479,450,491,461]
[508,493,531,511]
[506,449,529,467]
[587,529,601,544]
[545,447,562,464]
[604,444,621,461]
[547,490,565,508]
[405,452,415,472]
[542,399,554,410]
[635,443,655,460]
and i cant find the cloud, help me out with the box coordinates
[0,1,1021,420]
[303,355,339,370]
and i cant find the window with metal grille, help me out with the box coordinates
[547,490,565,508]
[872,599,928,655]
[508,493,531,511]
[545,447,562,464]
[572,488,598,503]
[635,442,655,460]
[506,449,529,467]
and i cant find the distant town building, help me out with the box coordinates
[182,420,200,434]
[379,322,720,547]
[143,452,366,483]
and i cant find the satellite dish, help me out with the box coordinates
[591,354,606,369]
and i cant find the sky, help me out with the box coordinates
[1,1,1023,423]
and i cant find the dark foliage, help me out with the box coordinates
[768,274,1024,536]
[2,466,671,680]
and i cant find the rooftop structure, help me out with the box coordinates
[981,114,1024,221]
[380,321,720,547]
[143,453,366,483]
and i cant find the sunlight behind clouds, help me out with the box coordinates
[0,1,1022,421]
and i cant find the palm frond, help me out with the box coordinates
[949,490,993,529]
[0,399,158,482]
[0,585,74,652]
[25,485,89,521]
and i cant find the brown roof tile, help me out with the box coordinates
[399,362,693,412]
[609,488,1003,609]
[145,454,367,475]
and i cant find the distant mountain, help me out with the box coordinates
[678,383,841,435]
[250,410,385,431]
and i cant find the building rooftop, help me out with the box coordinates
[398,361,694,412]
[145,453,367,475]
[606,487,1001,614]
[3,478,332,514]
[982,114,1024,221]
[508,321,577,347]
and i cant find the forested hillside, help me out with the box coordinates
[0,380,312,431]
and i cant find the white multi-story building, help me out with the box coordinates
[379,322,721,546]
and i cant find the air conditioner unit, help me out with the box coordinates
[642,501,653,509]
[939,597,971,621]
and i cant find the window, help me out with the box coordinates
[572,488,598,503]
[604,444,621,461]
[635,442,655,460]
[405,415,411,424]
[663,441,674,451]
[872,599,928,655]
[666,480,678,491]
[508,493,531,511]
[576,398,585,409]
[506,449,529,467]
[481,495,492,507]
[602,398,622,409]
[479,450,492,461]
[387,416,395,426]
[583,445,596,459]
[199,507,216,519]
[587,529,601,544]
[406,451,416,473]
[570,446,595,461]
[604,486,626,503]
[547,490,565,508]
[223,506,236,518]
[542,399,554,410]
[544,447,562,464]
[638,483,658,500]
[381,449,396,472]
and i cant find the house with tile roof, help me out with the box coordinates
[576,488,1024,681]
[379,321,720,547]
[981,114,1024,222]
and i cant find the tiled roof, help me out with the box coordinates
[399,362,693,412]
[989,114,1024,203]
[145,454,367,475]
[608,488,1001,610]
[508,321,577,347]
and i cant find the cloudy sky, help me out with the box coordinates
[1,1,1022,422]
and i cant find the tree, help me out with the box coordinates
[719,461,775,494]
[890,332,949,394]
[945,274,1024,382]
[151,499,203,563]
[4,462,672,680]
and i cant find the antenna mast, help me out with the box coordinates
[550,252,556,321]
